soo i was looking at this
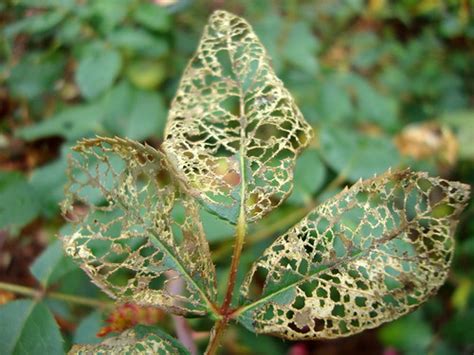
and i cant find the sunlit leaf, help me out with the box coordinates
[61,137,216,316]
[238,170,470,339]
[163,10,313,224]
[69,325,189,354]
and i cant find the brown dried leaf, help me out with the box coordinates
[395,122,458,166]
[70,325,189,354]
[163,10,313,224]
[238,170,470,339]
[61,137,216,316]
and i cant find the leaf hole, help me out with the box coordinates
[288,322,311,334]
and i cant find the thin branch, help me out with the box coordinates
[0,281,113,309]
[220,214,246,313]
[205,319,227,355]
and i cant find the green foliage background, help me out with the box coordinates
[0,0,473,354]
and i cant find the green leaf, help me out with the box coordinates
[75,48,122,99]
[288,148,326,205]
[56,17,82,44]
[238,170,470,339]
[282,21,319,74]
[78,0,131,33]
[70,325,189,354]
[16,0,74,8]
[16,102,105,141]
[30,240,76,287]
[103,81,167,140]
[355,82,398,130]
[318,79,353,123]
[253,13,284,73]
[163,11,313,224]
[379,311,432,352]
[133,2,171,32]
[29,153,68,217]
[0,300,63,355]
[73,311,103,345]
[200,208,235,243]
[108,28,169,58]
[0,172,40,233]
[7,52,65,99]
[62,137,217,316]
[441,308,474,345]
[320,126,400,182]
[4,10,67,37]
[126,90,167,140]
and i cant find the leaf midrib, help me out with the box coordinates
[115,192,216,315]
[236,221,409,317]
[86,149,216,315]
[10,301,36,354]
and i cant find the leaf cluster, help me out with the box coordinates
[1,2,474,354]
[58,10,469,353]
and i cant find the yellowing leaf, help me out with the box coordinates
[70,325,189,354]
[61,137,216,317]
[163,10,313,224]
[238,170,470,339]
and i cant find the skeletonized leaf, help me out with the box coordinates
[61,137,216,316]
[69,325,190,354]
[163,10,313,224]
[238,170,470,339]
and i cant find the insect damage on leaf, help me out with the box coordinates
[69,325,190,355]
[61,137,216,316]
[238,169,470,339]
[163,10,313,224]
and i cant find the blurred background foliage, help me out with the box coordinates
[0,0,473,354]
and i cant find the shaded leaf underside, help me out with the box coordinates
[61,137,216,316]
[163,10,313,224]
[239,170,470,339]
[69,325,189,355]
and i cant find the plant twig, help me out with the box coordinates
[220,214,246,313]
[205,319,227,355]
[0,281,112,309]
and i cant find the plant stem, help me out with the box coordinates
[221,214,246,313]
[205,319,227,355]
[0,281,112,309]
[0,281,40,299]
[206,99,249,353]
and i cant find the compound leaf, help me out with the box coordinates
[61,137,216,317]
[163,10,313,224]
[69,325,189,354]
[238,170,470,339]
